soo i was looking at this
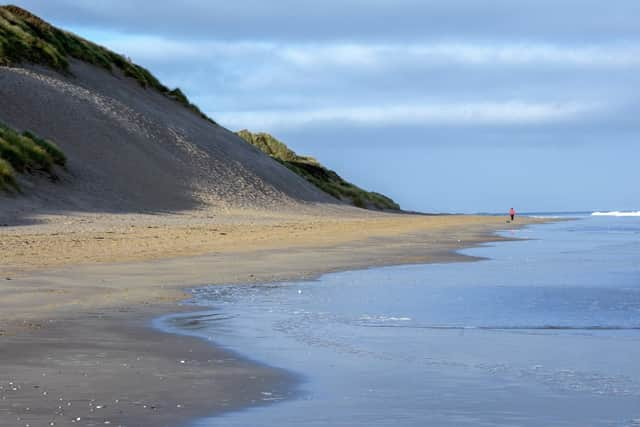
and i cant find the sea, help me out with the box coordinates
[158,211,640,427]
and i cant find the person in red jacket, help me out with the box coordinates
[509,207,516,221]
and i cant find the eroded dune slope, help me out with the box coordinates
[0,60,335,214]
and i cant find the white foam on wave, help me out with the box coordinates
[592,211,640,217]
[359,315,412,322]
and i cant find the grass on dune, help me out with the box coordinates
[236,130,400,211]
[0,5,216,124]
[282,159,400,210]
[0,121,66,191]
[236,129,316,164]
[0,157,16,190]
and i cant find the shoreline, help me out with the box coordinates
[171,215,640,427]
[0,303,296,427]
[0,212,549,426]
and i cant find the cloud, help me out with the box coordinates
[92,34,637,134]
[281,43,640,69]
[10,1,638,142]
[212,101,599,131]
[12,0,640,43]
[97,35,640,69]
[77,32,634,136]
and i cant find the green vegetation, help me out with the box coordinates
[236,130,400,211]
[0,5,215,124]
[0,157,16,190]
[236,130,318,164]
[0,121,66,191]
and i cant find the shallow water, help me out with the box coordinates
[163,214,640,426]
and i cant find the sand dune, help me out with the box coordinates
[0,61,334,223]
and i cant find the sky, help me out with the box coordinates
[13,0,640,213]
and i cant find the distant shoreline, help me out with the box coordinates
[0,210,550,426]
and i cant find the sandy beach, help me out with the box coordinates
[0,209,543,426]
[0,3,634,425]
[0,22,547,426]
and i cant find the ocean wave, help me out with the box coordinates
[360,324,640,331]
[592,211,640,217]
[358,315,412,322]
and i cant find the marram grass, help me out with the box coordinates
[0,157,16,190]
[0,121,66,191]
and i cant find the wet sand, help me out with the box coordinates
[0,306,291,427]
[0,211,544,426]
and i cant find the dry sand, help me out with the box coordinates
[0,208,545,427]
